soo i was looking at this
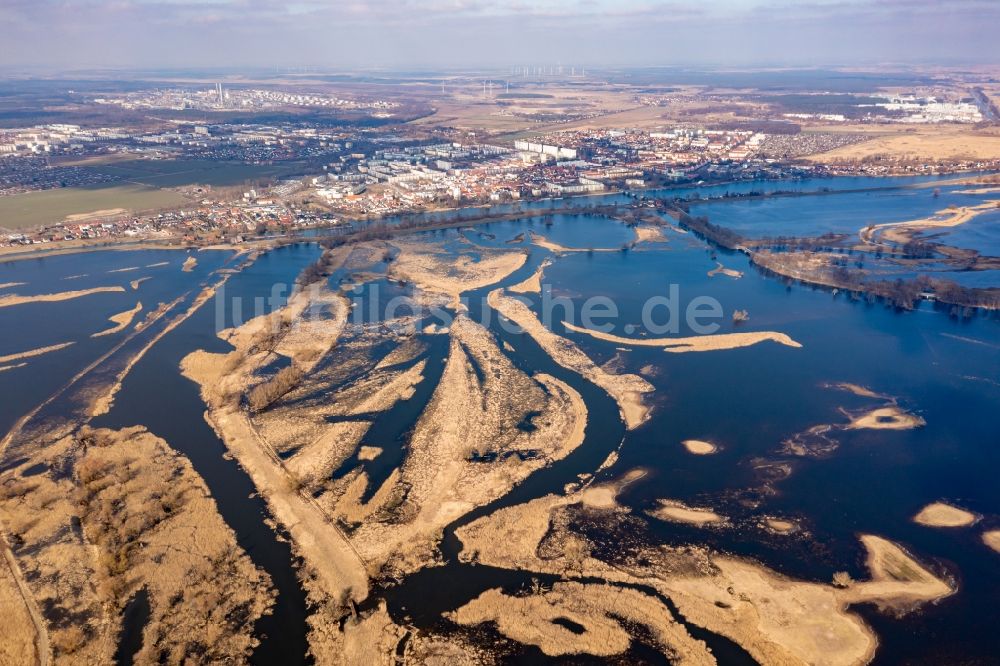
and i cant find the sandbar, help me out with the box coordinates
[864,200,1000,244]
[648,499,726,526]
[508,260,550,294]
[763,517,799,534]
[983,530,1000,554]
[562,321,802,353]
[528,231,616,253]
[0,286,126,309]
[488,289,653,429]
[844,406,924,430]
[913,502,976,528]
[707,262,743,279]
[450,582,713,663]
[391,241,527,307]
[682,439,718,455]
[827,382,888,399]
[357,446,383,461]
[634,225,667,244]
[92,302,143,338]
[457,474,952,666]
[181,256,198,272]
[0,341,75,364]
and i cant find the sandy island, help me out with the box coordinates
[762,517,799,534]
[508,260,551,295]
[528,231,617,253]
[357,446,383,461]
[456,471,953,666]
[707,262,743,279]
[450,582,712,663]
[682,439,718,455]
[181,281,370,616]
[181,279,594,655]
[648,500,726,526]
[173,247,599,655]
[390,240,527,307]
[863,200,1000,245]
[844,405,925,430]
[0,286,126,309]
[913,502,977,528]
[92,302,143,338]
[827,382,889,399]
[345,315,588,574]
[562,321,802,354]
[983,531,1000,554]
[0,426,274,663]
[0,341,75,365]
[181,255,198,272]
[488,289,654,429]
[0,282,26,290]
[634,225,668,244]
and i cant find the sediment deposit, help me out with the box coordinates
[488,289,653,428]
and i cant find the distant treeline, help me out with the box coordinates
[663,202,743,249]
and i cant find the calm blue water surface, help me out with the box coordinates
[2,177,999,664]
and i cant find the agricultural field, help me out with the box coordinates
[0,184,186,229]
[88,159,294,188]
[0,159,297,230]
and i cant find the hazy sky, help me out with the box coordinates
[1,0,997,71]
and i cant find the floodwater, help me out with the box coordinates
[686,180,995,239]
[1,176,999,664]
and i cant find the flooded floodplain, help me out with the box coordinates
[0,176,998,664]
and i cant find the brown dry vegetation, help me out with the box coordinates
[181,253,592,658]
[456,472,952,666]
[561,321,801,354]
[346,315,587,576]
[488,289,653,428]
[983,530,1000,555]
[248,365,305,412]
[0,342,75,365]
[389,240,527,307]
[648,500,727,526]
[913,502,976,528]
[682,440,718,455]
[783,388,924,457]
[0,426,274,664]
[0,539,42,665]
[91,302,142,338]
[0,286,126,309]
[804,125,1000,163]
[73,426,274,663]
[450,582,714,663]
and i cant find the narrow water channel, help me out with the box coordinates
[92,247,321,665]
[377,248,758,662]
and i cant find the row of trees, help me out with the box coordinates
[247,365,304,413]
[670,207,744,249]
